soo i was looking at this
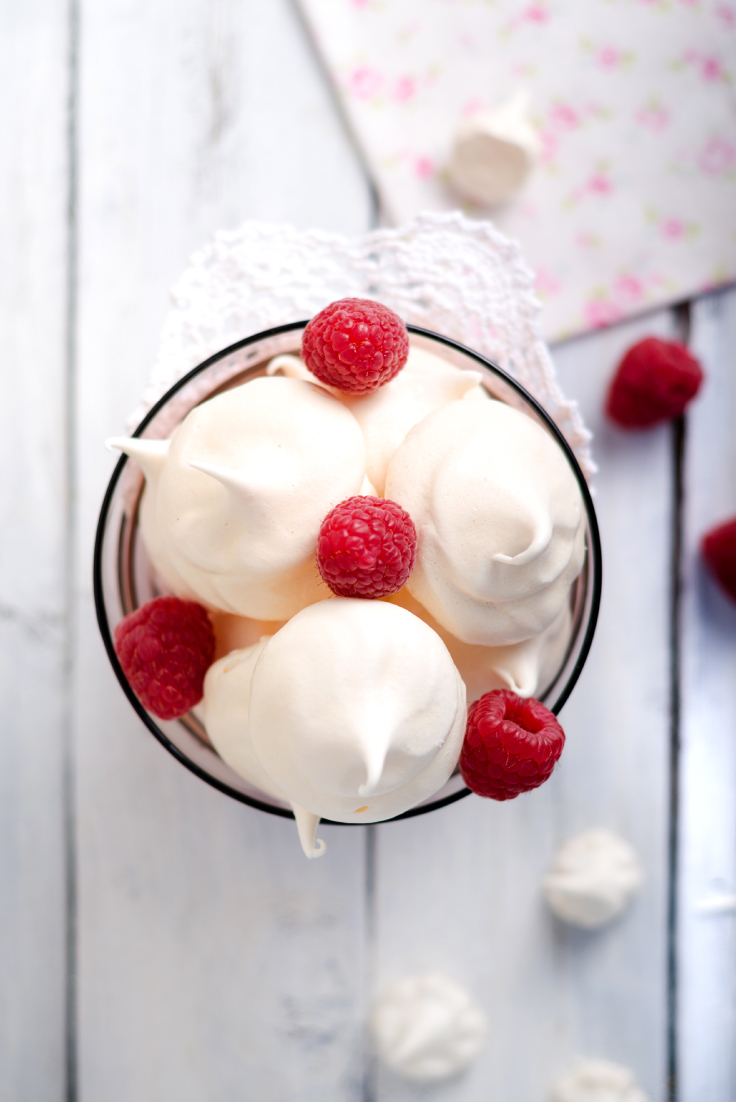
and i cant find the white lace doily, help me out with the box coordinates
[138,211,594,479]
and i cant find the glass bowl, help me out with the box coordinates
[94,322,602,824]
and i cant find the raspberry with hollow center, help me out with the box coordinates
[459,689,565,800]
[113,596,215,720]
[605,337,704,429]
[317,495,417,599]
[302,298,409,394]
[701,517,736,604]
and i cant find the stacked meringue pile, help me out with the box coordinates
[110,299,586,857]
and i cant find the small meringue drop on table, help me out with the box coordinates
[551,1058,650,1102]
[370,973,488,1082]
[543,830,644,929]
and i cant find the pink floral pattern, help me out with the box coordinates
[636,97,670,132]
[699,136,736,176]
[584,270,665,328]
[346,66,382,99]
[715,4,736,28]
[414,156,435,179]
[673,48,733,83]
[582,38,636,69]
[300,0,736,339]
[392,76,415,102]
[565,165,615,207]
[535,267,562,299]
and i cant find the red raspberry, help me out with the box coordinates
[701,517,736,604]
[605,337,704,429]
[459,689,565,801]
[317,496,417,599]
[113,596,215,720]
[302,298,409,394]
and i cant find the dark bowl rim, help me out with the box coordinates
[93,320,602,825]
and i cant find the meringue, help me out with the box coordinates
[552,1058,650,1102]
[208,609,287,662]
[111,438,197,599]
[203,640,325,858]
[340,347,484,495]
[247,598,466,824]
[109,376,366,620]
[268,345,485,495]
[387,587,572,703]
[543,830,644,929]
[385,398,585,646]
[448,91,540,207]
[371,973,488,1082]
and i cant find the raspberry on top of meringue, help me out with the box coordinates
[301,298,409,394]
[317,496,417,599]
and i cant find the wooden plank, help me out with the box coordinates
[678,286,736,1101]
[0,2,70,1098]
[371,311,677,1101]
[73,1,372,1097]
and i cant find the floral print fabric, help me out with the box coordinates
[299,0,736,340]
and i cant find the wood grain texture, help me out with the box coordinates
[678,287,736,1102]
[370,312,676,1102]
[0,2,70,1097]
[73,0,371,1097]
[5,0,732,1093]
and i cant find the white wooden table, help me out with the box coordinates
[1,3,734,1099]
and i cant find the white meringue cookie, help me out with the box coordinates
[203,641,285,803]
[387,588,572,704]
[535,602,575,697]
[371,973,488,1082]
[543,830,644,929]
[248,598,466,824]
[552,1058,650,1102]
[448,91,540,206]
[340,347,484,495]
[110,376,366,620]
[265,353,316,383]
[107,438,198,599]
[203,641,325,858]
[267,346,485,495]
[385,398,585,646]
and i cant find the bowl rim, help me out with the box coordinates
[94,320,602,824]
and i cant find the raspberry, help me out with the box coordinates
[302,298,409,394]
[605,337,704,429]
[113,596,215,720]
[459,689,565,801]
[317,496,417,599]
[701,517,736,604]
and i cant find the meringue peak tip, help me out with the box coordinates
[189,460,245,491]
[358,763,382,798]
[357,727,391,797]
[105,436,129,453]
[190,459,287,496]
[492,511,553,566]
[291,803,327,859]
[106,436,170,459]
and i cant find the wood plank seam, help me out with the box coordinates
[363,825,377,1102]
[63,1,81,1100]
[289,0,381,231]
[667,300,692,1102]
